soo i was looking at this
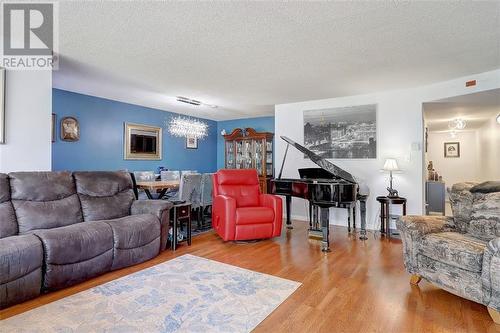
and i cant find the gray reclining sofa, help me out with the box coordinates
[0,171,172,309]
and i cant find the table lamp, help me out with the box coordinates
[383,158,400,198]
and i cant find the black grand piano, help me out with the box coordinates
[270,136,368,252]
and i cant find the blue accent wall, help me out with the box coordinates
[216,116,275,170]
[52,89,217,173]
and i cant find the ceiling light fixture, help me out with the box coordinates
[496,114,500,124]
[166,115,209,139]
[176,96,218,108]
[448,118,466,130]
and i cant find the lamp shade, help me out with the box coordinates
[383,158,399,171]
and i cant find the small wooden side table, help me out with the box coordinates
[376,196,407,238]
[169,202,192,250]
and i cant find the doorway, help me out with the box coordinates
[422,88,500,215]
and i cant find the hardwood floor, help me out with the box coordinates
[1,221,496,332]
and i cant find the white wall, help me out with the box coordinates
[478,116,500,180]
[427,130,481,186]
[275,69,500,230]
[0,70,52,172]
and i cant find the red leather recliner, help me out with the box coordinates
[212,169,283,241]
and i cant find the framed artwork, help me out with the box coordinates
[51,113,56,142]
[0,67,5,144]
[124,122,162,160]
[444,142,460,158]
[303,104,377,159]
[186,136,198,149]
[61,116,80,142]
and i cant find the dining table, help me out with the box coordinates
[135,180,180,199]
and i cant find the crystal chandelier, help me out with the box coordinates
[167,116,208,139]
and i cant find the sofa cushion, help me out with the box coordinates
[236,207,274,225]
[468,192,500,241]
[104,214,160,270]
[448,182,477,232]
[0,234,43,308]
[105,214,159,249]
[9,172,83,233]
[0,234,42,285]
[218,185,260,208]
[33,221,113,290]
[0,173,17,238]
[74,171,135,221]
[419,232,487,273]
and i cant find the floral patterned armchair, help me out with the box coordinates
[396,181,500,324]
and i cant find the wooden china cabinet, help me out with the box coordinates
[223,128,274,193]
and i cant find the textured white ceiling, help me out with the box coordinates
[424,89,500,131]
[53,1,500,120]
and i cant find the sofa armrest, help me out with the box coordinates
[259,194,283,237]
[482,237,500,311]
[212,195,237,241]
[395,215,455,274]
[131,200,173,219]
[396,215,455,238]
[131,200,173,251]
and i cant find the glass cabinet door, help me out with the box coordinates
[225,141,235,168]
[266,139,273,177]
[243,140,253,169]
[235,140,243,169]
[255,139,263,176]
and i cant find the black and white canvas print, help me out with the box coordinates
[303,104,377,159]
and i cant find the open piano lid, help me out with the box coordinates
[279,136,357,184]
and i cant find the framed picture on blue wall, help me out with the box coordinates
[186,136,198,149]
[61,116,80,142]
[124,122,162,160]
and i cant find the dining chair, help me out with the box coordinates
[180,170,197,178]
[200,173,214,228]
[168,173,203,227]
[161,170,181,181]
[133,171,156,199]
[160,171,181,199]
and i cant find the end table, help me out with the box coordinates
[169,202,192,250]
[376,196,407,238]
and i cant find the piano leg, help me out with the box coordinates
[309,201,313,229]
[313,205,320,231]
[346,204,351,233]
[320,207,331,252]
[353,204,357,230]
[358,196,368,240]
[285,195,293,229]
